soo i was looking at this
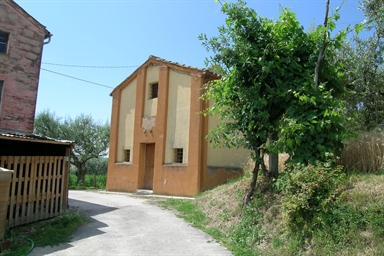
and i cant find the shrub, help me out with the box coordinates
[69,174,107,189]
[278,163,345,237]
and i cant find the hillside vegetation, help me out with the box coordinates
[161,171,384,255]
[160,133,384,255]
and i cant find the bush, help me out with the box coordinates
[278,163,346,237]
[69,158,108,189]
[69,173,107,189]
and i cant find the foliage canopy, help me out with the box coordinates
[199,0,349,203]
[339,0,384,131]
[34,110,110,184]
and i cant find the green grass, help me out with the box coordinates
[158,199,225,242]
[157,173,384,256]
[0,209,88,256]
[69,174,107,189]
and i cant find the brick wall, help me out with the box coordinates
[0,0,49,133]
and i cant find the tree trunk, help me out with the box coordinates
[243,149,261,207]
[314,0,330,89]
[76,164,86,184]
[268,131,279,178]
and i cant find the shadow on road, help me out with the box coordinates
[29,197,118,256]
[69,198,118,217]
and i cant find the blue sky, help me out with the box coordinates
[14,0,366,123]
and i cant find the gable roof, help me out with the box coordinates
[110,55,219,96]
[3,0,51,38]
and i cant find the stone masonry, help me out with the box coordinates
[0,0,51,133]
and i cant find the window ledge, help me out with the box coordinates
[163,163,188,167]
[115,162,132,166]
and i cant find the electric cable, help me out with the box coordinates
[42,62,139,69]
[41,68,114,89]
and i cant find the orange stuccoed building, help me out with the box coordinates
[106,56,250,197]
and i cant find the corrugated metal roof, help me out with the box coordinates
[0,130,73,145]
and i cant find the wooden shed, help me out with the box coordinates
[0,131,72,229]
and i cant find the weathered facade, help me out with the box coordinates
[106,56,250,196]
[0,0,51,133]
[0,1,73,240]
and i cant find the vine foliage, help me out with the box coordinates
[199,0,349,204]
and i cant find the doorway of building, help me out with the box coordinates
[144,143,155,190]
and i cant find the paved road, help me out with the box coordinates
[29,190,232,256]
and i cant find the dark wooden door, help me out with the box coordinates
[144,144,155,190]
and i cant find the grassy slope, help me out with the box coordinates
[161,173,384,256]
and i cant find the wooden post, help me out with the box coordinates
[61,147,71,212]
[0,168,13,240]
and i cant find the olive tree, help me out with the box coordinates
[339,0,384,131]
[34,110,110,184]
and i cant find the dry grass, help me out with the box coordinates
[195,152,288,235]
[194,153,288,236]
[195,179,248,233]
[340,131,384,173]
[342,174,384,208]
[196,174,286,255]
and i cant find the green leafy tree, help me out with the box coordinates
[340,37,384,130]
[361,0,384,37]
[200,0,348,204]
[339,0,384,131]
[34,110,110,184]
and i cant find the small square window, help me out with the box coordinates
[124,149,131,162]
[0,31,9,54]
[149,82,158,99]
[173,148,183,163]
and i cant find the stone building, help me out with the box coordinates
[0,1,72,239]
[0,0,52,133]
[106,56,250,196]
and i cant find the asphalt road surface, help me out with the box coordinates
[29,190,232,256]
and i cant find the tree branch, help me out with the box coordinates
[314,0,330,89]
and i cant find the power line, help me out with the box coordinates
[17,0,358,2]
[41,68,114,89]
[42,62,139,69]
